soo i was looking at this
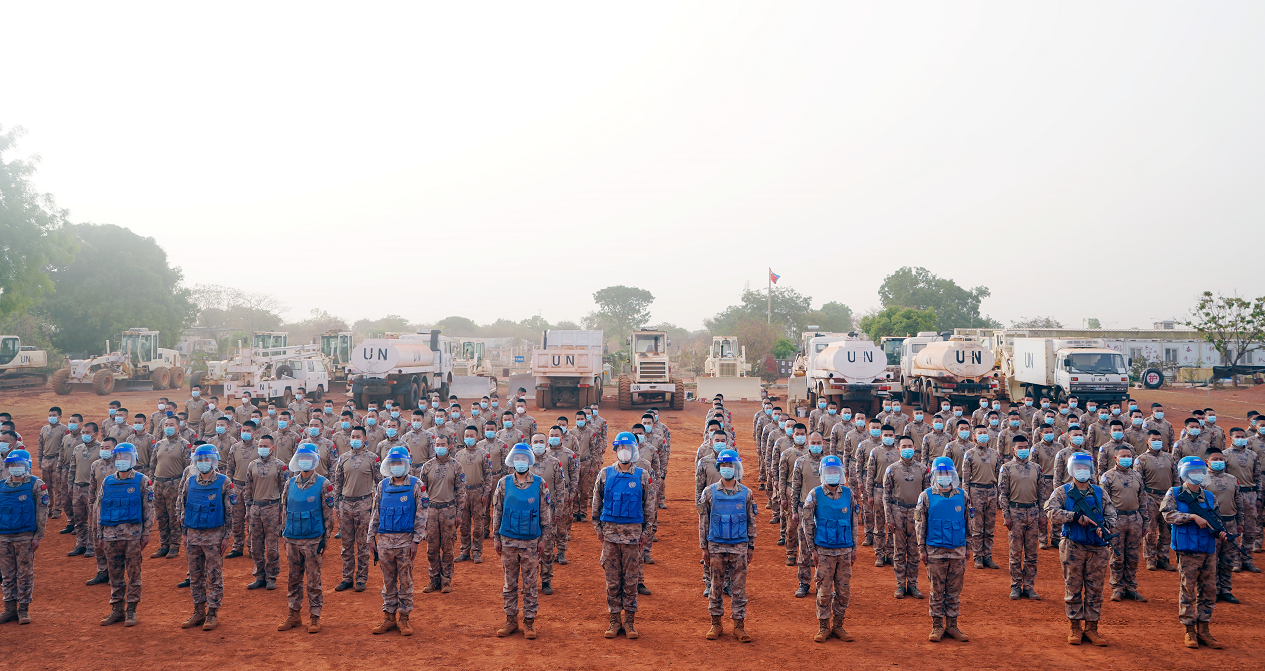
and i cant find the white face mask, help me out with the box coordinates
[617,449,633,463]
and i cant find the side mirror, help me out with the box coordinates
[1063,358,1073,370]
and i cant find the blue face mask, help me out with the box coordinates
[257,447,270,458]
[1010,420,1021,428]
[1043,433,1055,442]
[48,416,59,424]
[989,419,999,427]
[464,437,477,447]
[308,427,320,437]
[431,402,439,409]
[1111,431,1124,441]
[958,430,971,440]
[1210,461,1226,471]
[936,475,953,488]
[1071,436,1085,446]
[480,402,489,409]
[390,411,400,418]
[1154,411,1164,420]
[827,408,836,415]
[975,434,989,444]
[503,421,513,429]
[514,461,530,474]
[818,402,827,409]
[784,426,793,435]
[68,422,79,431]
[385,428,397,438]
[548,437,561,447]
[900,447,914,459]
[277,421,288,430]
[822,472,841,486]
[108,409,117,416]
[576,420,586,428]
[794,435,807,445]
[164,427,176,436]
[1059,408,1070,415]
[1118,457,1133,468]
[869,428,881,437]
[434,446,448,457]
[216,426,227,435]
[390,465,408,477]
[99,449,112,459]
[840,413,851,421]
[1098,413,1109,422]
[1233,438,1248,447]
[350,439,363,449]
[435,417,445,426]
[485,431,495,439]
[1016,449,1030,460]
[1132,418,1143,426]
[1045,417,1055,425]
[953,410,963,417]
[241,432,253,442]
[340,422,351,430]
[882,436,895,446]
[719,466,736,480]
[933,422,944,430]
[366,418,377,426]
[82,434,93,443]
[1150,441,1163,451]
[268,409,276,416]
[492,402,499,408]
[764,408,773,416]
[1187,428,1201,437]
[113,460,131,471]
[1069,423,1080,430]
[196,461,214,474]
[809,445,823,455]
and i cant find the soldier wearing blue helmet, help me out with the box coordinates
[177,444,236,630]
[491,443,550,640]
[277,443,335,634]
[592,431,654,640]
[918,456,970,643]
[94,442,155,627]
[0,449,49,625]
[1161,456,1230,649]
[1045,451,1115,646]
[368,446,427,637]
[801,454,853,643]
[698,448,756,643]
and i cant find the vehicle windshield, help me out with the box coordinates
[320,335,336,358]
[718,339,733,357]
[882,339,904,366]
[0,337,17,365]
[634,334,664,354]
[1067,353,1126,375]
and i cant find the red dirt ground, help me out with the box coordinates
[1,385,1262,670]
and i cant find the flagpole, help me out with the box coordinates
[767,268,771,324]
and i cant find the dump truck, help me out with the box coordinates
[696,335,762,400]
[618,329,683,410]
[901,335,999,410]
[789,331,894,415]
[51,328,185,395]
[532,330,603,409]
[0,336,50,392]
[348,330,453,410]
[1009,337,1130,404]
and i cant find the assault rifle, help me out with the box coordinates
[1176,488,1251,559]
[1067,485,1120,555]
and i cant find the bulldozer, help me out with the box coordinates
[50,328,185,395]
[617,329,684,411]
[696,335,762,401]
[0,336,50,392]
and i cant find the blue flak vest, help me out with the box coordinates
[600,466,644,524]
[813,485,854,549]
[499,475,543,540]
[283,475,327,540]
[378,477,418,534]
[1061,483,1107,547]
[100,472,145,526]
[1170,487,1218,555]
[926,487,967,549]
[707,485,750,544]
[183,473,227,530]
[0,478,37,534]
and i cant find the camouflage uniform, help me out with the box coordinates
[150,436,191,554]
[1136,448,1178,567]
[916,487,969,619]
[530,454,566,586]
[332,447,382,586]
[591,465,654,614]
[177,472,235,608]
[491,473,551,619]
[998,458,1042,590]
[185,397,209,435]
[778,444,806,553]
[0,475,50,605]
[95,471,155,605]
[1161,487,1220,625]
[454,444,491,560]
[87,458,117,577]
[852,437,882,537]
[547,444,579,553]
[790,452,823,586]
[918,429,951,468]
[1100,466,1146,594]
[420,455,466,589]
[38,423,68,517]
[802,485,856,621]
[567,425,600,515]
[1142,414,1175,452]
[280,474,336,617]
[224,440,258,553]
[698,481,757,619]
[1222,444,1261,559]
[1032,439,1060,546]
[960,445,1000,564]
[1201,470,1243,592]
[368,476,428,614]
[884,459,928,590]
[479,436,511,533]
[244,456,288,585]
[864,443,900,562]
[69,439,101,551]
[1045,483,1117,622]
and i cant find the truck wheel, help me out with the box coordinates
[171,368,186,388]
[405,382,419,410]
[190,370,206,391]
[1142,368,1164,390]
[537,387,552,410]
[671,378,685,410]
[92,370,116,396]
[150,367,170,390]
[50,368,73,395]
[283,388,295,406]
[314,385,325,401]
[276,364,294,379]
[618,375,632,410]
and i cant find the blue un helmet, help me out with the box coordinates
[716,448,741,481]
[380,446,410,478]
[613,432,640,464]
[1067,452,1095,483]
[505,443,535,474]
[931,456,958,489]
[4,448,32,476]
[289,443,320,473]
[1177,456,1207,485]
[820,455,844,486]
[112,443,139,471]
[193,444,219,474]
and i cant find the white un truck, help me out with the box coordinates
[349,330,453,410]
[1010,337,1130,404]
[532,329,603,409]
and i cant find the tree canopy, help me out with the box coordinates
[584,285,654,346]
[859,306,938,342]
[1011,316,1064,329]
[704,285,848,340]
[0,125,73,318]
[878,267,999,332]
[1184,291,1265,384]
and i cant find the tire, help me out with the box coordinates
[150,367,170,390]
[171,368,186,388]
[314,385,324,401]
[671,378,685,410]
[1142,368,1164,390]
[406,382,418,410]
[276,364,294,379]
[50,368,73,395]
[537,387,552,410]
[190,370,206,390]
[92,369,116,396]
[618,375,632,410]
[358,391,372,410]
[283,388,295,407]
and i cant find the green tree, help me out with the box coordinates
[584,285,653,345]
[704,285,823,339]
[282,309,349,345]
[1184,291,1265,386]
[859,306,938,342]
[1086,318,1102,329]
[804,301,854,333]
[41,223,195,353]
[0,125,73,317]
[878,267,999,331]
[735,318,785,371]
[435,315,480,336]
[352,315,413,338]
[772,338,797,359]
[1011,316,1064,329]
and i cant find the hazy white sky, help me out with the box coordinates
[5,2,1263,331]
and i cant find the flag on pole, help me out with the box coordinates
[769,269,780,284]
